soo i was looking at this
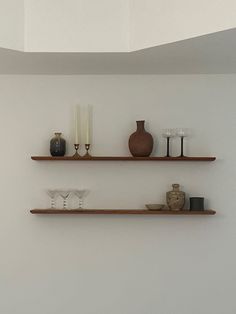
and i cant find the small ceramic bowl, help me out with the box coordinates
[145,204,167,211]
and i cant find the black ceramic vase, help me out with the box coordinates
[50,132,66,157]
[128,120,154,157]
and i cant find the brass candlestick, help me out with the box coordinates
[84,144,91,157]
[73,144,81,158]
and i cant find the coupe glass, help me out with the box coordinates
[176,128,188,157]
[59,190,71,209]
[162,128,175,157]
[47,190,58,209]
[74,190,88,209]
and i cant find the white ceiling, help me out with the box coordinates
[2,0,236,52]
[0,28,236,74]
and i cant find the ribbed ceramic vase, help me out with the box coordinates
[128,120,154,157]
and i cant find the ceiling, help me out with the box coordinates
[0,28,236,74]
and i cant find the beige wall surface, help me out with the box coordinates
[0,75,235,314]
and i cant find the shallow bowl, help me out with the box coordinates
[145,204,167,211]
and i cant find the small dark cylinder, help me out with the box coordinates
[190,197,204,211]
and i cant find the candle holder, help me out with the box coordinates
[179,136,185,157]
[176,128,188,158]
[162,129,175,157]
[165,137,170,157]
[83,144,92,158]
[73,144,81,158]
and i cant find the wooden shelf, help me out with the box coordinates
[30,209,216,215]
[31,156,216,161]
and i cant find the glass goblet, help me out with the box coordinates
[162,128,175,157]
[176,128,188,157]
[74,190,88,209]
[47,190,58,209]
[59,190,71,209]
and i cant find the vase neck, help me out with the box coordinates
[55,132,62,138]
[136,120,145,132]
[172,184,180,191]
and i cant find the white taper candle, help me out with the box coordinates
[85,104,91,144]
[75,105,80,144]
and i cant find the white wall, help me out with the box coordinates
[0,0,24,50]
[0,75,235,314]
[130,0,236,50]
[25,0,129,52]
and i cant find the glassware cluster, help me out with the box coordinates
[161,128,189,157]
[47,189,88,209]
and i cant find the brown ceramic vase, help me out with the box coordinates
[128,120,154,157]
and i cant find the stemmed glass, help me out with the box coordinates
[162,128,175,157]
[59,190,71,209]
[47,190,58,209]
[74,190,88,209]
[176,128,188,157]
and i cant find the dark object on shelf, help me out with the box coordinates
[190,197,205,211]
[30,209,216,215]
[162,129,175,157]
[176,129,188,157]
[179,136,185,157]
[166,184,185,211]
[50,133,66,157]
[31,156,216,161]
[129,120,153,157]
[166,136,171,157]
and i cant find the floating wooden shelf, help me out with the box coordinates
[30,209,216,215]
[31,156,216,161]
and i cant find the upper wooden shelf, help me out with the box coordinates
[31,156,216,161]
[30,209,216,215]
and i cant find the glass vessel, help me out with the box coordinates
[50,132,66,157]
[74,190,88,209]
[59,190,71,209]
[176,128,188,157]
[47,190,58,209]
[162,128,175,157]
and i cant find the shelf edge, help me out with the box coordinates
[30,209,216,215]
[31,156,216,161]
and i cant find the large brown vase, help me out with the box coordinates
[128,120,153,157]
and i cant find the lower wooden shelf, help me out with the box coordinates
[30,209,216,215]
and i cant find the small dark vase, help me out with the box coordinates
[50,132,66,157]
[128,120,153,157]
